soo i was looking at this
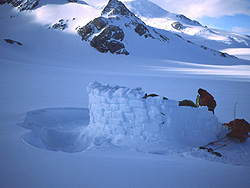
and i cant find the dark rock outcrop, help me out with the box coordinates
[134,23,149,36]
[171,22,183,31]
[49,19,68,31]
[77,17,109,41]
[176,14,201,26]
[101,0,134,17]
[4,38,22,45]
[0,0,7,5]
[1,0,40,11]
[90,25,129,55]
[93,17,108,31]
[77,0,169,55]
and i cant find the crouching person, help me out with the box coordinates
[197,88,216,114]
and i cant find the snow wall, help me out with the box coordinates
[87,81,221,142]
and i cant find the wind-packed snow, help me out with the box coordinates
[1,1,250,188]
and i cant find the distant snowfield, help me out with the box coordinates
[1,2,250,188]
[222,48,250,61]
[147,60,250,82]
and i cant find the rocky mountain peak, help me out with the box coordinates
[77,0,169,55]
[101,0,135,17]
[176,14,201,26]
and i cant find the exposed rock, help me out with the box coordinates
[134,23,149,36]
[9,0,22,7]
[101,0,135,17]
[77,17,109,41]
[0,0,7,5]
[49,19,68,31]
[90,25,129,55]
[171,22,183,31]
[200,45,236,58]
[77,21,96,41]
[10,0,40,11]
[176,14,201,26]
[0,0,40,10]
[4,38,22,45]
[220,53,227,57]
[201,45,207,50]
[77,0,169,55]
[93,17,108,31]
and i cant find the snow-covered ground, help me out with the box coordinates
[1,2,250,188]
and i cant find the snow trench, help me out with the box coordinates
[19,81,221,153]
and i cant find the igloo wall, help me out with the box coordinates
[87,81,220,141]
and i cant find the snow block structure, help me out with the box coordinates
[87,81,220,141]
[18,82,221,153]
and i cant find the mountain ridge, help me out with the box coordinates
[0,0,247,59]
[2,0,249,50]
[122,0,250,49]
[77,0,169,55]
[76,0,235,58]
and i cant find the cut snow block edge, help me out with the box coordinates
[18,82,221,153]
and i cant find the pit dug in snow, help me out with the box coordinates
[19,108,90,152]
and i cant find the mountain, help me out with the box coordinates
[123,0,250,50]
[2,0,249,56]
[0,0,248,61]
[124,0,201,26]
[76,0,234,58]
[77,0,169,55]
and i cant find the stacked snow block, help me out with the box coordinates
[87,81,179,139]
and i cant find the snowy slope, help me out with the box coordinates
[122,0,250,51]
[1,1,250,188]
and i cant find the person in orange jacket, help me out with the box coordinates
[198,88,216,114]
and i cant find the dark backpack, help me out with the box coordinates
[223,119,250,142]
